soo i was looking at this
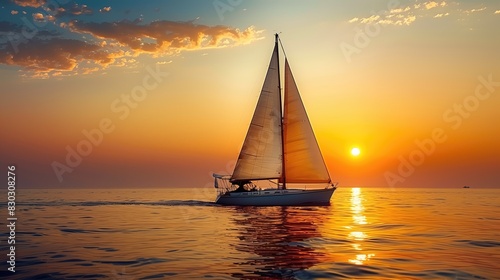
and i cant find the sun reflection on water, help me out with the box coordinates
[348,187,375,265]
[348,231,366,240]
[349,253,376,265]
[350,187,367,225]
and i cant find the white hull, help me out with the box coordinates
[215,187,336,206]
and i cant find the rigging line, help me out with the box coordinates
[277,35,288,59]
[268,179,279,185]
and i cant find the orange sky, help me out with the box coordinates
[1,1,499,188]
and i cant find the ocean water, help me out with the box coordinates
[1,187,499,279]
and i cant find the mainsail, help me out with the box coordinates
[231,40,283,182]
[283,59,331,183]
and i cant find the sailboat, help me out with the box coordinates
[213,34,337,206]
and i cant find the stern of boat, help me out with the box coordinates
[212,173,235,198]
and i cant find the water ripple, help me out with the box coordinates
[8,187,500,279]
[455,239,500,248]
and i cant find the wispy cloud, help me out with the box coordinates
[346,0,495,27]
[347,5,416,26]
[390,7,410,14]
[378,15,416,26]
[434,13,449,18]
[464,7,487,14]
[360,15,380,24]
[348,17,359,23]
[156,60,172,65]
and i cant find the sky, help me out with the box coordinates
[1,0,499,188]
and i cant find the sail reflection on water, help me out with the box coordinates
[229,207,326,278]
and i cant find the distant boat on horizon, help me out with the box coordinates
[213,34,337,206]
[463,186,471,188]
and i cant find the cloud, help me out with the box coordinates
[422,1,446,10]
[69,4,92,15]
[390,7,411,14]
[425,1,439,10]
[465,7,486,14]
[495,10,500,15]
[347,15,383,25]
[403,15,417,25]
[99,6,111,13]
[434,13,449,18]
[41,3,93,20]
[11,0,46,8]
[347,2,418,26]
[32,12,44,21]
[0,19,260,78]
[52,4,92,17]
[347,1,455,27]
[0,34,117,77]
[348,13,415,26]
[360,15,380,24]
[68,20,261,55]
[378,15,416,26]
[32,12,56,22]
[0,37,114,70]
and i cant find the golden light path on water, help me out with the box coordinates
[348,187,375,265]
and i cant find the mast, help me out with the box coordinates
[276,33,286,190]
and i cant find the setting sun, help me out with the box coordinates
[351,147,361,157]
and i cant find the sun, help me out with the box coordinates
[351,147,361,157]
